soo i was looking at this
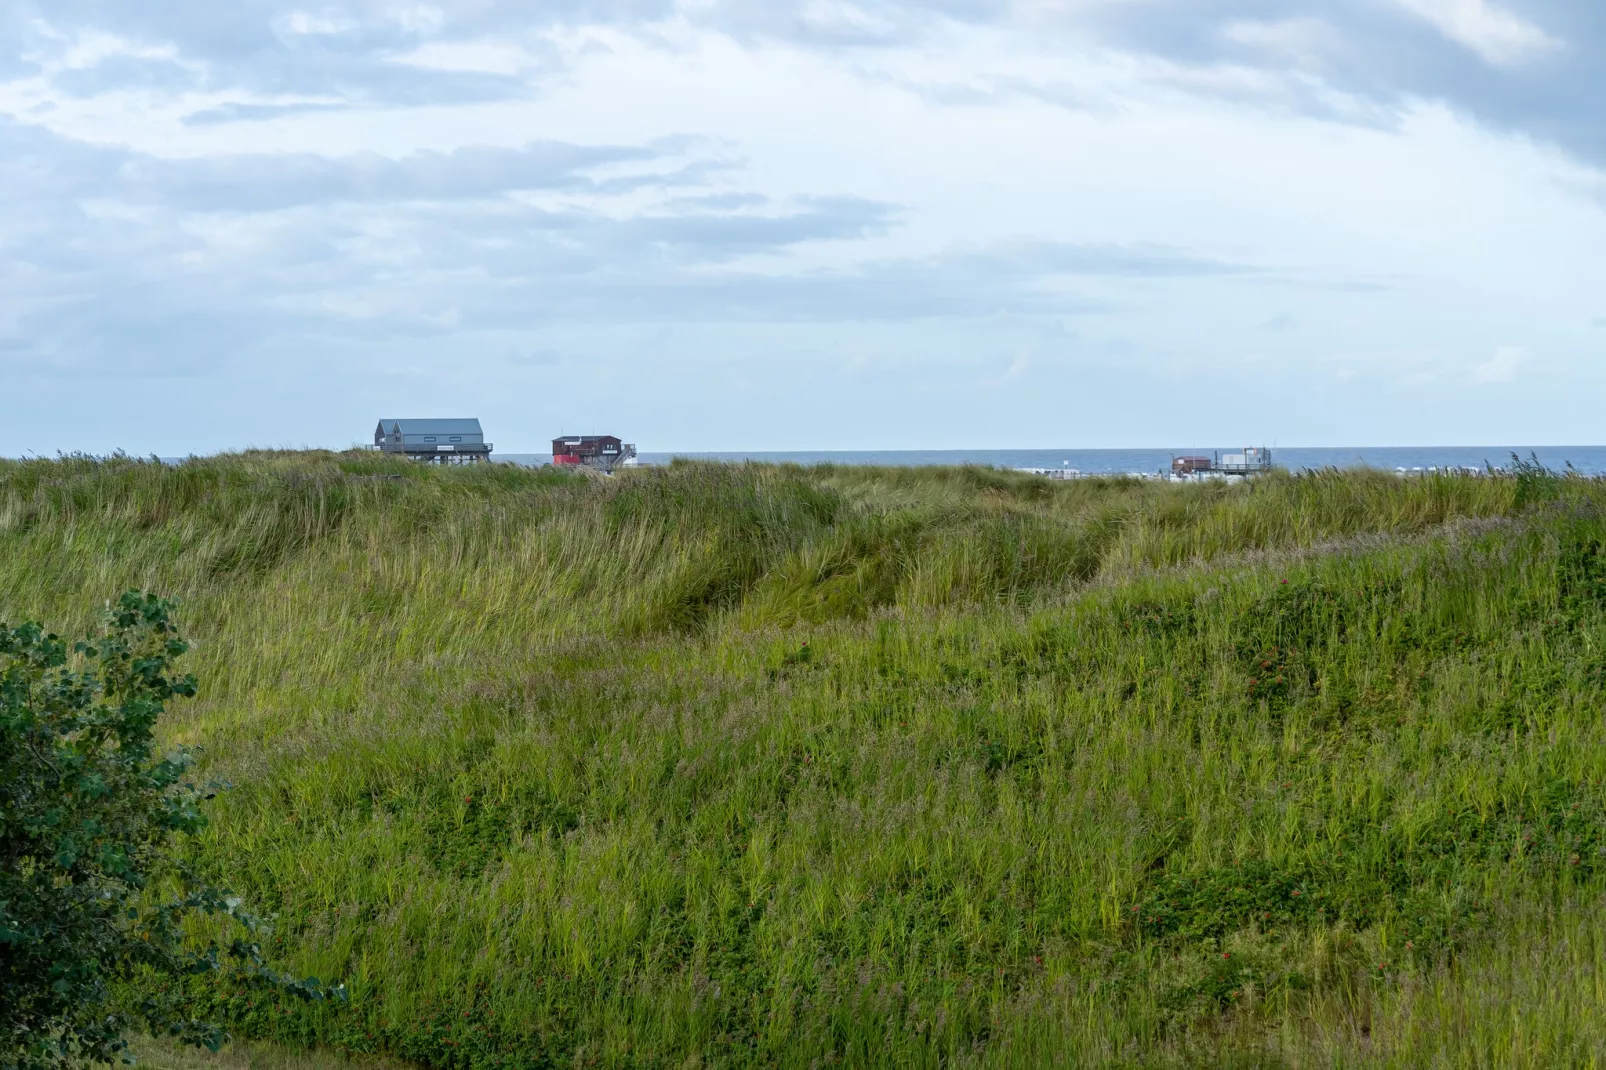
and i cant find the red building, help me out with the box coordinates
[552,435,636,472]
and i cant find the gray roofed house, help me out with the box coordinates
[374,418,492,463]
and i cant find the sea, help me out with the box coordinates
[495,446,1606,476]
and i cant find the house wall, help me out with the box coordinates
[401,433,483,446]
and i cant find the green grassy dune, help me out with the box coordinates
[7,452,1606,1067]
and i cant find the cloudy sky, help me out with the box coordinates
[2,1,1604,455]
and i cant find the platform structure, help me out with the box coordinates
[552,435,637,474]
[374,419,493,463]
[1171,447,1274,479]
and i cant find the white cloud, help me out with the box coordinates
[1221,17,1343,63]
[1390,0,1561,68]
[799,0,895,36]
[1471,345,1530,383]
[392,40,531,76]
[391,5,446,36]
[276,10,364,38]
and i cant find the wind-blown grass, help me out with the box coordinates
[4,451,1602,1067]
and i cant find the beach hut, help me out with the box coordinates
[374,419,492,463]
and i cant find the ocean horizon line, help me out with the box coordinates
[491,445,1606,476]
[36,444,1606,478]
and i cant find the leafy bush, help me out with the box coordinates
[0,592,335,1070]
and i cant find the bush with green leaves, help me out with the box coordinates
[0,592,336,1070]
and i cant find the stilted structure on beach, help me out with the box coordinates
[374,419,493,463]
[1171,447,1274,479]
[552,435,637,474]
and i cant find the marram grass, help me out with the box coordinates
[6,452,1606,1067]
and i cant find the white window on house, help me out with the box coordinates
[449,436,462,442]
[424,436,437,442]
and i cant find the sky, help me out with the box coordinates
[1,1,1604,455]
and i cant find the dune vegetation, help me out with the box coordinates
[4,451,1606,1067]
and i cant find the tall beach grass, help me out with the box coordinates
[5,452,1603,1067]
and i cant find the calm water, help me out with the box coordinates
[498,446,1606,476]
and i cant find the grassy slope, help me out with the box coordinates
[124,1035,409,1070]
[6,453,1606,1067]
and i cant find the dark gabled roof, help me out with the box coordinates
[377,418,483,436]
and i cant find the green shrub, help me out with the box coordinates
[0,593,335,1070]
